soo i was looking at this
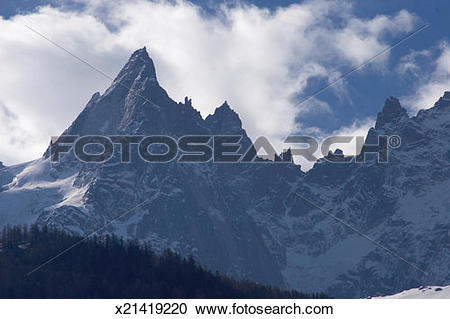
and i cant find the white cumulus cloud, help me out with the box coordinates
[0,0,418,165]
[400,41,450,113]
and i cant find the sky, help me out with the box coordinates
[0,0,449,169]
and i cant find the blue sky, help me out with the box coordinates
[0,0,449,167]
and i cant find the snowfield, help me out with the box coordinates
[375,286,450,299]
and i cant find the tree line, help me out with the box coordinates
[0,225,327,298]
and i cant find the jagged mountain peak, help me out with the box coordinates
[133,46,150,58]
[276,147,293,163]
[375,96,408,130]
[444,91,450,99]
[61,48,178,136]
[384,96,402,108]
[125,47,153,72]
[183,96,193,107]
[205,101,245,135]
[432,91,450,109]
[219,100,231,109]
[212,101,239,118]
[110,47,158,91]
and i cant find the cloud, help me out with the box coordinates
[297,97,332,116]
[0,102,44,164]
[400,41,450,113]
[396,48,431,77]
[0,0,418,165]
[330,116,374,154]
[334,10,417,67]
[287,116,375,171]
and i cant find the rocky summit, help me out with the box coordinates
[1,48,449,297]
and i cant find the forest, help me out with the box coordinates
[0,225,326,298]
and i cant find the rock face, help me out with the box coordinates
[375,96,409,130]
[1,48,450,297]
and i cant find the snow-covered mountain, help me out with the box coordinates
[375,285,450,299]
[1,48,449,297]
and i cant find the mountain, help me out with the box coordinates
[0,48,449,297]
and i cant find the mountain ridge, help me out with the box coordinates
[1,48,449,297]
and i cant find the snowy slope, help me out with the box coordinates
[376,286,450,299]
[0,158,84,227]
